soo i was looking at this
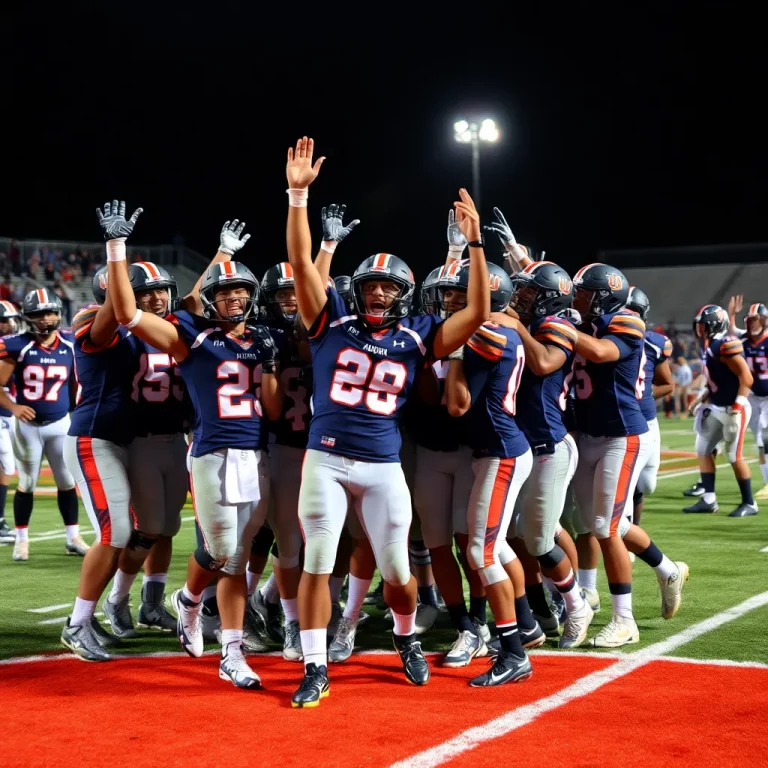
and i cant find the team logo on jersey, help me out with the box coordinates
[606,273,623,291]
[393,340,405,348]
[489,274,502,291]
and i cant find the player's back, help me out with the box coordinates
[639,329,673,420]
[574,309,648,437]
[705,335,743,407]
[307,288,440,463]
[462,322,529,459]
[69,306,138,445]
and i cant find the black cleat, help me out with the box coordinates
[90,617,121,648]
[393,634,430,685]
[469,651,532,688]
[683,498,718,514]
[0,520,16,543]
[291,664,330,708]
[728,503,758,517]
[519,622,547,648]
[683,482,706,498]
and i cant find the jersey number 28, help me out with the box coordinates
[330,348,407,416]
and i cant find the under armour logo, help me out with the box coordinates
[393,340,405,348]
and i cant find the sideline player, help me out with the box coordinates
[0,289,85,561]
[0,301,20,543]
[285,136,490,707]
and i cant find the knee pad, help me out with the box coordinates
[537,545,566,571]
[618,515,631,538]
[128,529,157,557]
[633,490,643,506]
[497,541,516,566]
[194,545,228,572]
[303,533,338,575]
[477,562,506,587]
[251,525,275,557]
[408,539,431,568]
[378,542,411,587]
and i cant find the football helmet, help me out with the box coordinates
[693,304,729,340]
[744,302,768,335]
[488,262,513,312]
[572,263,629,321]
[130,261,179,317]
[334,275,354,314]
[350,253,415,329]
[0,300,20,334]
[92,265,109,305]
[22,288,62,336]
[626,285,650,323]
[511,261,573,322]
[261,262,297,325]
[200,261,259,323]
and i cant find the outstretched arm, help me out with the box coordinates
[483,207,533,274]
[286,136,328,329]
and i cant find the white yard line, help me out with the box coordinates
[389,590,768,768]
[760,545,768,553]
[658,458,757,481]
[27,604,72,614]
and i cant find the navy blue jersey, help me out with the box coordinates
[639,330,673,421]
[131,338,188,436]
[705,335,743,407]
[168,310,270,458]
[462,322,530,459]
[307,287,441,463]
[740,331,768,397]
[0,331,75,423]
[573,310,649,438]
[68,305,139,445]
[516,316,578,449]
[406,359,463,453]
[267,323,312,449]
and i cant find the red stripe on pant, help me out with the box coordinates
[75,436,111,544]
[483,457,516,567]
[609,435,640,536]
[734,404,748,461]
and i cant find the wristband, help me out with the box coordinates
[106,238,127,261]
[467,237,484,248]
[448,244,466,254]
[287,188,308,208]
[125,308,143,329]
[321,241,338,254]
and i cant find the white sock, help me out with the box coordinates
[182,584,202,604]
[392,609,417,637]
[262,572,280,604]
[246,567,262,596]
[553,569,586,614]
[142,573,167,586]
[760,463,768,483]
[201,585,217,602]
[654,554,677,581]
[578,568,597,592]
[15,527,29,542]
[281,597,299,622]
[329,575,345,603]
[611,591,633,620]
[109,569,138,603]
[71,597,96,626]
[342,574,371,620]
[703,492,716,504]
[301,628,327,669]
[220,628,243,651]
[65,524,79,544]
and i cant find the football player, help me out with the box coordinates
[0,301,19,543]
[570,264,652,647]
[625,286,675,525]
[108,210,283,688]
[101,262,188,637]
[0,289,85,561]
[285,136,489,707]
[505,261,594,648]
[683,305,757,517]
[445,262,535,686]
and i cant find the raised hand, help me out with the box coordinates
[95,200,143,241]
[321,204,360,243]
[483,206,516,251]
[286,136,325,189]
[249,324,278,373]
[727,294,743,318]
[447,209,467,253]
[219,220,251,255]
[453,188,481,242]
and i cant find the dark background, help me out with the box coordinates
[5,3,766,280]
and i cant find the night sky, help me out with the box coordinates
[6,4,766,281]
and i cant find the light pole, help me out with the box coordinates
[453,118,499,212]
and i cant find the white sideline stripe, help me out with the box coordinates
[389,590,768,768]
[760,545,768,553]
[27,603,72,614]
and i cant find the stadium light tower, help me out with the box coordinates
[453,118,499,212]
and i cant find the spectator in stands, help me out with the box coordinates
[0,276,12,302]
[52,280,73,325]
[674,356,693,417]
[9,240,21,276]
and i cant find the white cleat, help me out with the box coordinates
[591,615,639,648]
[443,629,488,668]
[171,589,204,658]
[415,603,439,635]
[582,587,601,613]
[283,620,303,661]
[65,536,90,556]
[219,644,261,689]
[559,600,595,649]
[755,483,768,501]
[328,616,357,663]
[659,562,689,620]
[12,540,29,561]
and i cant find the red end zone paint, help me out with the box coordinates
[2,653,614,768]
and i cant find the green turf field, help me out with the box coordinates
[2,418,767,664]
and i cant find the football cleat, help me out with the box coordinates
[65,536,90,556]
[393,634,430,685]
[729,502,758,517]
[328,616,357,663]
[415,603,439,635]
[591,615,639,648]
[520,621,547,649]
[102,595,138,639]
[582,587,601,613]
[219,644,262,690]
[682,482,706,497]
[12,539,28,561]
[200,602,221,641]
[283,620,303,662]
[755,484,768,501]
[473,618,492,645]
[0,520,16,543]
[61,618,112,661]
[327,601,343,637]
[90,616,121,648]
[659,562,689,620]
[469,651,532,688]
[292,664,330,708]
[443,630,487,668]
[171,589,204,658]
[532,612,560,639]
[559,600,595,649]
[683,499,718,514]
[137,601,178,632]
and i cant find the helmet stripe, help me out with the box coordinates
[748,303,761,317]
[522,261,556,274]
[372,253,391,272]
[136,261,161,279]
[221,262,236,277]
[280,262,294,279]
[573,262,602,282]
[36,288,47,304]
